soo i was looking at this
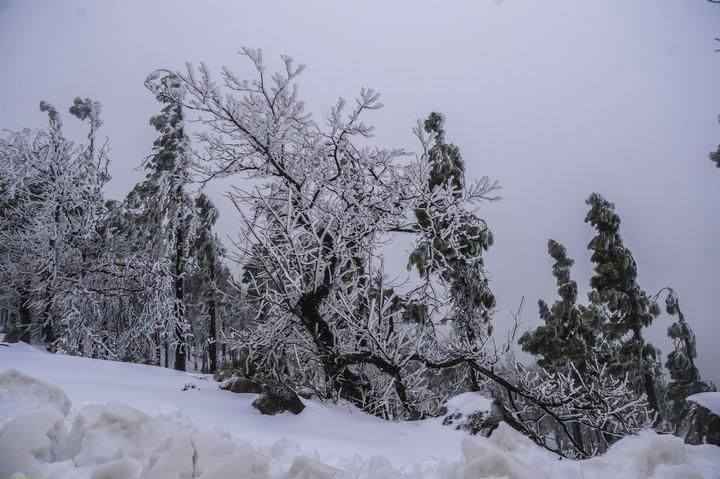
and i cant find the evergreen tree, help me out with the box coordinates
[519,240,595,372]
[584,193,662,412]
[661,288,716,423]
[190,193,223,373]
[126,73,195,371]
[409,112,496,341]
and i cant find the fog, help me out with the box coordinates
[1,0,718,383]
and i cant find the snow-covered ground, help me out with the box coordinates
[1,342,719,479]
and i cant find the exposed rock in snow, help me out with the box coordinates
[219,376,264,394]
[688,392,720,417]
[252,387,305,415]
[440,391,500,436]
[678,393,720,446]
[295,387,315,400]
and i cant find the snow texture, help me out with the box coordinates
[688,392,720,416]
[1,342,719,479]
[442,391,493,417]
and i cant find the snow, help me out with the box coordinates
[442,391,493,417]
[1,342,719,479]
[688,392,720,416]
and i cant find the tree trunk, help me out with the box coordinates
[571,421,585,454]
[155,332,161,366]
[297,288,369,408]
[18,287,32,343]
[173,220,187,372]
[208,298,217,373]
[644,370,659,413]
[41,300,55,347]
[632,326,659,413]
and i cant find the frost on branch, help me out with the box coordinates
[498,354,655,458]
[166,49,501,419]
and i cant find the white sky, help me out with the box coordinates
[1,0,719,384]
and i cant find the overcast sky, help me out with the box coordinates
[1,0,718,384]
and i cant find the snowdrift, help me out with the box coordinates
[1,343,719,479]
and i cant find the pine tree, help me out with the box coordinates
[409,112,496,341]
[126,73,195,371]
[661,288,716,423]
[584,193,662,412]
[519,240,595,372]
[190,193,223,373]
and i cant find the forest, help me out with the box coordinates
[1,46,717,460]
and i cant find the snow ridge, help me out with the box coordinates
[1,345,719,479]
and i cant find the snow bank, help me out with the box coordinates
[581,430,720,479]
[3,376,719,479]
[0,368,71,421]
[688,392,720,416]
[1,345,719,478]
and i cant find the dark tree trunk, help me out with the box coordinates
[173,218,187,371]
[18,288,32,343]
[644,370,659,413]
[155,332,162,366]
[41,301,55,347]
[221,326,227,365]
[632,326,659,413]
[297,287,369,408]
[208,299,217,373]
[208,260,218,373]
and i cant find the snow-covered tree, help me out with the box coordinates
[0,99,110,350]
[187,193,225,373]
[157,49,501,418]
[124,73,196,371]
[519,239,596,372]
[584,192,662,412]
[658,288,716,424]
[501,352,655,458]
[516,240,656,457]
[409,113,496,343]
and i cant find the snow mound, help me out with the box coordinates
[688,392,720,416]
[4,392,719,478]
[459,423,553,479]
[3,399,335,479]
[0,405,66,478]
[1,360,719,479]
[582,430,719,479]
[0,368,71,422]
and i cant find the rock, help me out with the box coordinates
[252,387,305,415]
[665,381,715,425]
[213,369,232,382]
[219,376,264,394]
[677,395,720,446]
[440,393,500,437]
[295,387,315,400]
